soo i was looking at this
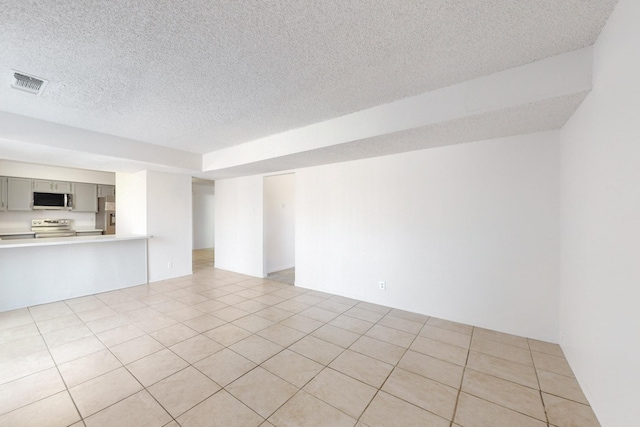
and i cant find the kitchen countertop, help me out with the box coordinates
[0,234,151,249]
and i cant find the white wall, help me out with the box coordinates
[559,1,640,425]
[192,181,215,250]
[116,171,147,235]
[214,175,264,277]
[116,170,192,282]
[146,171,192,281]
[295,132,560,342]
[264,173,295,274]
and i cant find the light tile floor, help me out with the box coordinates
[0,259,600,427]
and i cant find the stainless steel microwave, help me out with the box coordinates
[33,192,73,210]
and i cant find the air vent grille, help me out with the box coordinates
[11,72,47,95]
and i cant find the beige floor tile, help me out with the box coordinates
[178,390,264,427]
[329,350,393,388]
[329,315,374,334]
[212,306,251,322]
[152,300,189,314]
[543,393,601,427]
[49,335,106,365]
[84,314,131,334]
[149,323,199,346]
[227,367,298,418]
[194,348,256,386]
[257,323,306,347]
[454,392,546,427]
[58,349,122,387]
[349,336,406,365]
[262,349,323,388]
[0,322,40,346]
[388,308,430,324]
[84,390,172,427]
[110,335,164,364]
[190,299,228,314]
[471,336,533,365]
[0,367,66,415]
[538,369,589,404]
[462,369,546,421]
[344,307,385,323]
[426,317,473,335]
[467,351,539,389]
[130,313,178,333]
[29,302,74,322]
[473,327,529,349]
[204,323,252,346]
[291,294,326,306]
[528,339,564,357]
[315,299,352,314]
[274,299,311,314]
[166,306,205,322]
[234,299,271,313]
[0,309,34,331]
[69,367,143,417]
[96,323,146,347]
[0,335,47,360]
[183,314,226,333]
[365,324,415,348]
[361,391,449,427]
[148,366,220,417]
[36,313,83,334]
[419,325,471,349]
[383,367,458,420]
[232,314,275,333]
[329,295,359,307]
[356,301,391,314]
[0,391,80,427]
[532,351,575,377]
[299,306,340,323]
[170,334,223,364]
[378,315,424,334]
[304,368,377,418]
[289,335,344,365]
[76,305,118,323]
[268,391,356,427]
[0,350,55,385]
[398,350,464,388]
[410,335,468,366]
[280,314,325,333]
[312,324,360,348]
[229,334,284,364]
[127,348,189,386]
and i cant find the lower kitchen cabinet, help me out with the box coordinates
[7,177,32,211]
[72,183,98,212]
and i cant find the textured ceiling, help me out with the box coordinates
[0,0,618,158]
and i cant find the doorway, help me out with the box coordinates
[192,178,215,269]
[263,173,295,284]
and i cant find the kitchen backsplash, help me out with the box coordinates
[0,210,96,230]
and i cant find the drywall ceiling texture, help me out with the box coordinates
[0,0,618,162]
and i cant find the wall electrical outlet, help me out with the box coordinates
[379,281,386,290]
[168,261,173,269]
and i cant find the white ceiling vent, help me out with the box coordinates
[11,71,48,95]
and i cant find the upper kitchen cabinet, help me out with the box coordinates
[72,183,98,212]
[32,179,72,194]
[7,177,32,211]
[0,177,7,211]
[97,185,115,197]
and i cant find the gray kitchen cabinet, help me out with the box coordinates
[0,177,7,211]
[72,183,98,212]
[32,179,72,194]
[7,177,32,210]
[97,185,115,197]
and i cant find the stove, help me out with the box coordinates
[31,219,77,238]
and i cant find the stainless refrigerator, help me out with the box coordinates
[96,196,116,235]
